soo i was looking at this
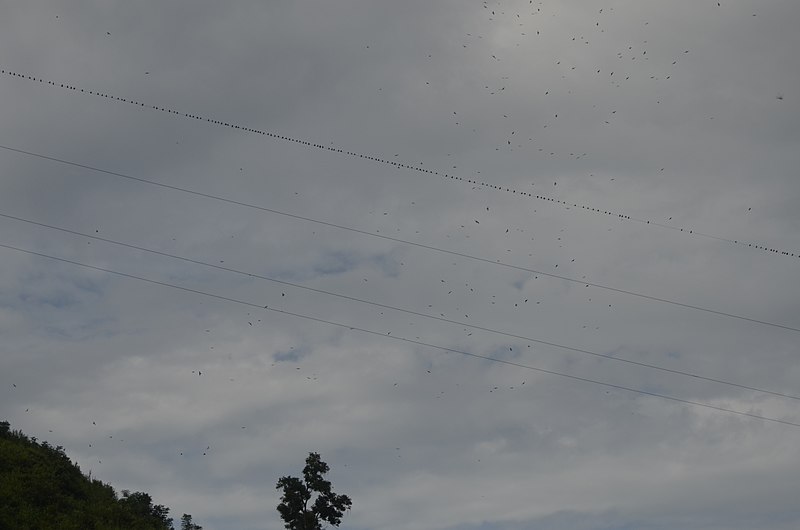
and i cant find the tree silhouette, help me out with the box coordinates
[180,513,203,530]
[276,452,352,530]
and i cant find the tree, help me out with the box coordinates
[276,452,352,530]
[181,513,203,530]
[119,490,173,529]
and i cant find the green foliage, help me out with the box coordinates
[0,420,199,530]
[276,452,352,530]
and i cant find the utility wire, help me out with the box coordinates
[4,210,798,401]
[1,240,798,428]
[2,210,798,402]
[2,68,797,261]
[1,143,798,336]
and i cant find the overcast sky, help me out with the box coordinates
[1,1,800,529]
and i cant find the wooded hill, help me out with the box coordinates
[0,420,201,530]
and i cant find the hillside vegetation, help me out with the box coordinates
[0,420,199,530]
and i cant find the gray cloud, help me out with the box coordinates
[1,1,799,529]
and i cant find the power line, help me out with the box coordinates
[1,240,798,429]
[2,142,798,336]
[2,68,797,261]
[3,209,797,402]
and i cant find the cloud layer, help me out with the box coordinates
[1,1,799,529]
